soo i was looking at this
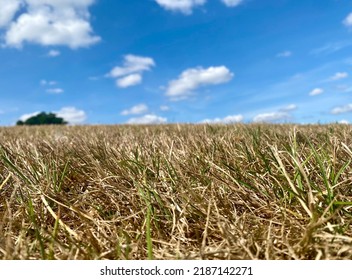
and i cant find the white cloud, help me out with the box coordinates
[108,55,155,88]
[165,66,234,100]
[343,13,352,27]
[311,41,352,55]
[1,0,100,48]
[160,105,170,111]
[55,106,86,124]
[253,112,290,123]
[121,104,148,116]
[338,120,349,124]
[309,88,324,96]
[200,114,243,124]
[109,55,155,78]
[47,49,61,57]
[46,88,64,94]
[277,51,292,58]
[40,79,57,86]
[253,104,297,123]
[221,0,243,7]
[19,107,86,124]
[155,0,244,14]
[331,104,352,115]
[155,0,206,15]
[116,74,142,88]
[335,84,352,93]
[127,114,167,124]
[330,72,348,81]
[0,0,22,27]
[19,111,41,121]
[280,104,297,112]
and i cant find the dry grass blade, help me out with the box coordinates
[40,195,79,240]
[0,174,11,191]
[0,124,351,260]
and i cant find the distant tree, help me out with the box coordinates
[16,112,67,126]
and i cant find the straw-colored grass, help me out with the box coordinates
[0,124,351,260]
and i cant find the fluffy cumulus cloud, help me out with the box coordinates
[155,0,206,15]
[55,107,86,124]
[166,66,234,100]
[309,88,324,96]
[338,120,349,124]
[121,104,148,116]
[330,72,348,81]
[0,0,22,27]
[331,104,352,115]
[127,114,167,124]
[108,55,155,88]
[0,0,100,48]
[200,114,243,124]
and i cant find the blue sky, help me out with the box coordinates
[1,0,352,125]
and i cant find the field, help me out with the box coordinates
[0,124,351,260]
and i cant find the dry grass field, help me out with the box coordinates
[0,124,351,260]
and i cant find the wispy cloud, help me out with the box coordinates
[47,49,61,57]
[155,0,244,14]
[165,66,234,100]
[41,80,57,86]
[200,114,243,124]
[329,72,348,81]
[311,41,352,55]
[331,104,352,115]
[309,88,324,96]
[121,104,148,116]
[280,104,297,112]
[221,0,243,7]
[46,88,64,94]
[338,120,349,124]
[252,104,297,123]
[343,13,352,27]
[127,114,167,124]
[160,105,170,111]
[276,50,292,58]
[116,74,142,88]
[253,112,290,123]
[108,55,155,88]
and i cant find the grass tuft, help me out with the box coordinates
[0,124,351,259]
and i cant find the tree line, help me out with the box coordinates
[17,112,67,126]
